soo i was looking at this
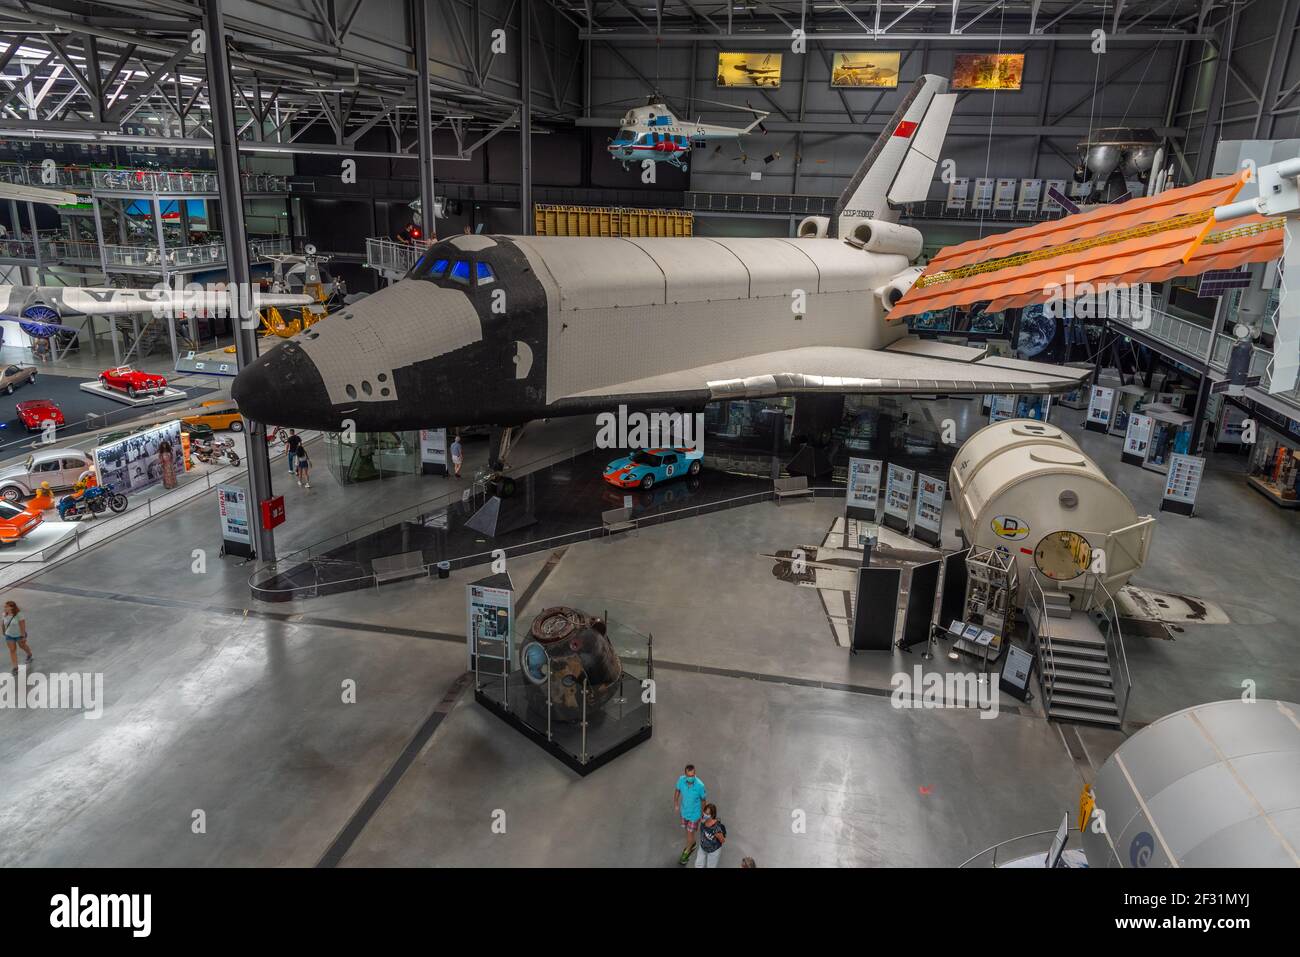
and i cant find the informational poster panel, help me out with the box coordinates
[1085,385,1116,433]
[217,483,253,558]
[1017,178,1042,214]
[882,464,914,534]
[988,395,1016,422]
[466,577,514,672]
[900,559,941,649]
[1161,453,1205,516]
[993,177,1018,212]
[852,566,900,652]
[1000,643,1036,702]
[845,457,882,519]
[946,177,969,211]
[912,474,946,547]
[1122,413,1153,466]
[95,420,185,495]
[419,428,449,475]
[972,177,994,211]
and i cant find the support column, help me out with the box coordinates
[205,0,277,563]
[519,0,533,234]
[414,0,438,241]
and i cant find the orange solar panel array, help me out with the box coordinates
[890,170,1281,321]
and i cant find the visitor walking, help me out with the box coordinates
[673,764,708,864]
[4,600,33,676]
[295,444,312,488]
[286,430,302,475]
[451,434,464,479]
[695,804,727,869]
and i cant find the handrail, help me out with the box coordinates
[959,825,1083,868]
[1090,575,1132,726]
[1026,572,1057,715]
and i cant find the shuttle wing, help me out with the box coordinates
[551,343,1087,410]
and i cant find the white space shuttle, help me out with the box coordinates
[232,75,1087,432]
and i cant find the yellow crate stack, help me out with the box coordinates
[534,204,693,237]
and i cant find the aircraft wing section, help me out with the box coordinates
[0,286,312,318]
[552,345,1087,410]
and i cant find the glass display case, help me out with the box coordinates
[321,430,420,485]
[1247,428,1300,508]
[475,610,654,775]
[1110,385,1153,436]
[1143,404,1195,474]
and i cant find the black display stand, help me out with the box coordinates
[938,547,970,628]
[474,690,652,777]
[912,524,941,548]
[899,559,941,650]
[1159,498,1195,516]
[852,566,900,651]
[881,511,909,535]
[999,642,1036,702]
[220,540,254,559]
[1120,451,1145,467]
[1084,420,1109,433]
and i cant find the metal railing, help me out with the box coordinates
[684,191,836,216]
[98,235,290,270]
[91,168,287,194]
[1084,575,1132,726]
[364,237,424,277]
[959,825,1083,868]
[1025,572,1058,716]
[899,198,1071,224]
[0,162,95,190]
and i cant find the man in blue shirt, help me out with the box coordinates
[673,764,708,865]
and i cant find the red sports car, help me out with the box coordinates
[99,365,167,397]
[16,398,64,432]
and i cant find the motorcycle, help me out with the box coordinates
[193,436,241,467]
[56,483,128,521]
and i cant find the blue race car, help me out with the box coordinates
[602,447,703,490]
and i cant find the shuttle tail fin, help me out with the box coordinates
[832,74,954,238]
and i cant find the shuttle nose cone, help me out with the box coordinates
[232,341,334,431]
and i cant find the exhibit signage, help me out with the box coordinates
[94,420,185,495]
[882,463,914,534]
[419,428,449,475]
[912,473,946,546]
[217,483,252,558]
[988,395,1016,422]
[466,580,514,672]
[1123,413,1153,466]
[846,457,882,517]
[1000,643,1036,701]
[1161,453,1205,516]
[1085,386,1115,432]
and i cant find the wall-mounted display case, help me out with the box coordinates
[1247,427,1300,508]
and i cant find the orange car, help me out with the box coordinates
[182,400,244,432]
[0,499,42,545]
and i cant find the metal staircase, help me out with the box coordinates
[1027,574,1131,729]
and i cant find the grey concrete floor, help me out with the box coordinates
[0,396,1295,867]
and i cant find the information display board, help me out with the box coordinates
[1161,453,1205,516]
[466,579,514,672]
[1085,385,1116,433]
[95,419,185,495]
[988,395,1016,422]
[1122,413,1153,466]
[419,428,449,475]
[882,463,914,534]
[912,473,946,546]
[846,457,882,518]
[217,483,252,558]
[1000,643,1036,701]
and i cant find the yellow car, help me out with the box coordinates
[182,400,245,432]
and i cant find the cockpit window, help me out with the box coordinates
[476,262,495,285]
[613,128,636,144]
[449,260,472,285]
